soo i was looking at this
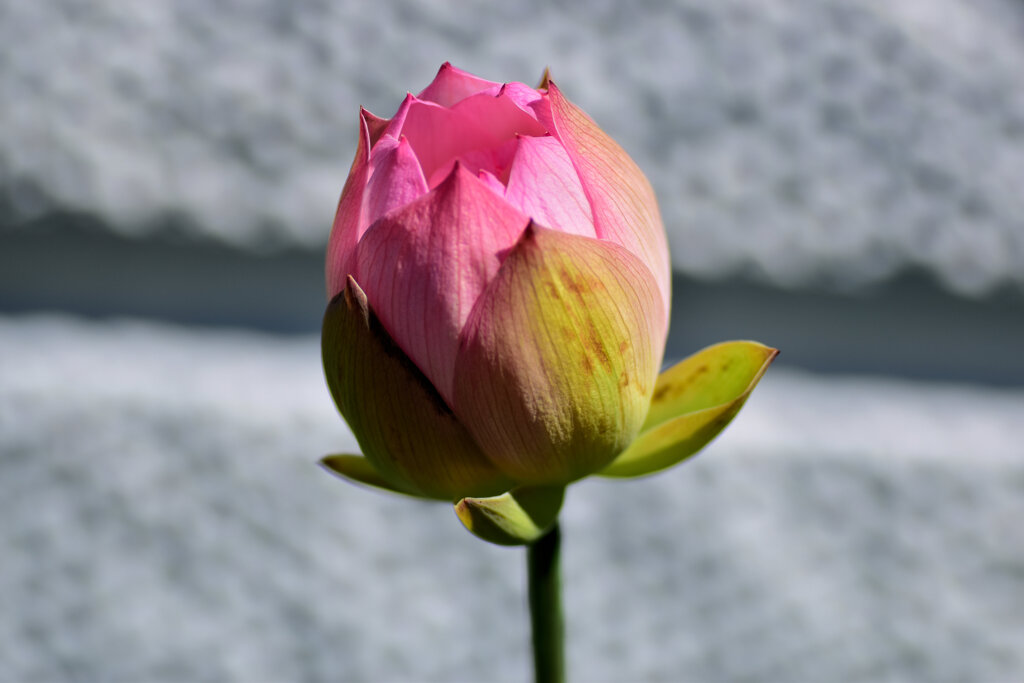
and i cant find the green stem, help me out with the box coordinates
[527,523,564,683]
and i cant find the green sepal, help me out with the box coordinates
[320,453,424,499]
[455,486,565,546]
[599,341,778,478]
[322,276,512,501]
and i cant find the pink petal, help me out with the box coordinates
[504,135,595,238]
[361,106,390,147]
[400,83,550,187]
[417,62,500,107]
[355,164,529,405]
[476,169,507,197]
[380,93,415,141]
[497,81,545,119]
[542,82,671,325]
[325,110,372,299]
[429,138,519,188]
[398,98,504,187]
[365,136,428,225]
[451,87,547,139]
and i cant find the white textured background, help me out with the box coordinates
[2,0,1023,681]
[3,316,1022,682]
[3,0,1024,294]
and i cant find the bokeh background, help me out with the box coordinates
[2,1,1023,681]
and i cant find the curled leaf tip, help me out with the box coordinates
[455,486,565,546]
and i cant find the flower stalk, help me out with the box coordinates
[528,523,565,683]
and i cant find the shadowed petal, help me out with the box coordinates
[322,277,512,500]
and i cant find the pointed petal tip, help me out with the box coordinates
[521,218,540,240]
[434,157,488,195]
[537,67,552,90]
[320,454,424,498]
[359,107,390,150]
[342,274,368,313]
[418,64,499,107]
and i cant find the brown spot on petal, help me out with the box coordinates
[542,278,561,300]
[652,364,710,405]
[560,268,585,303]
[582,319,613,373]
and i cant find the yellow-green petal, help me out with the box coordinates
[455,486,564,546]
[320,454,421,498]
[600,341,777,478]
[643,341,779,431]
[453,223,665,485]
[322,276,513,500]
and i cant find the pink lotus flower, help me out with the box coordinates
[322,63,673,501]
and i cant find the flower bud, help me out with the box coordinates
[323,63,673,499]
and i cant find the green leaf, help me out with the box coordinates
[455,486,565,546]
[599,341,777,478]
[320,454,424,498]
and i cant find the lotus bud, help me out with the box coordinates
[320,64,775,534]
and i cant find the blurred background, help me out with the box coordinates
[2,0,1023,681]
